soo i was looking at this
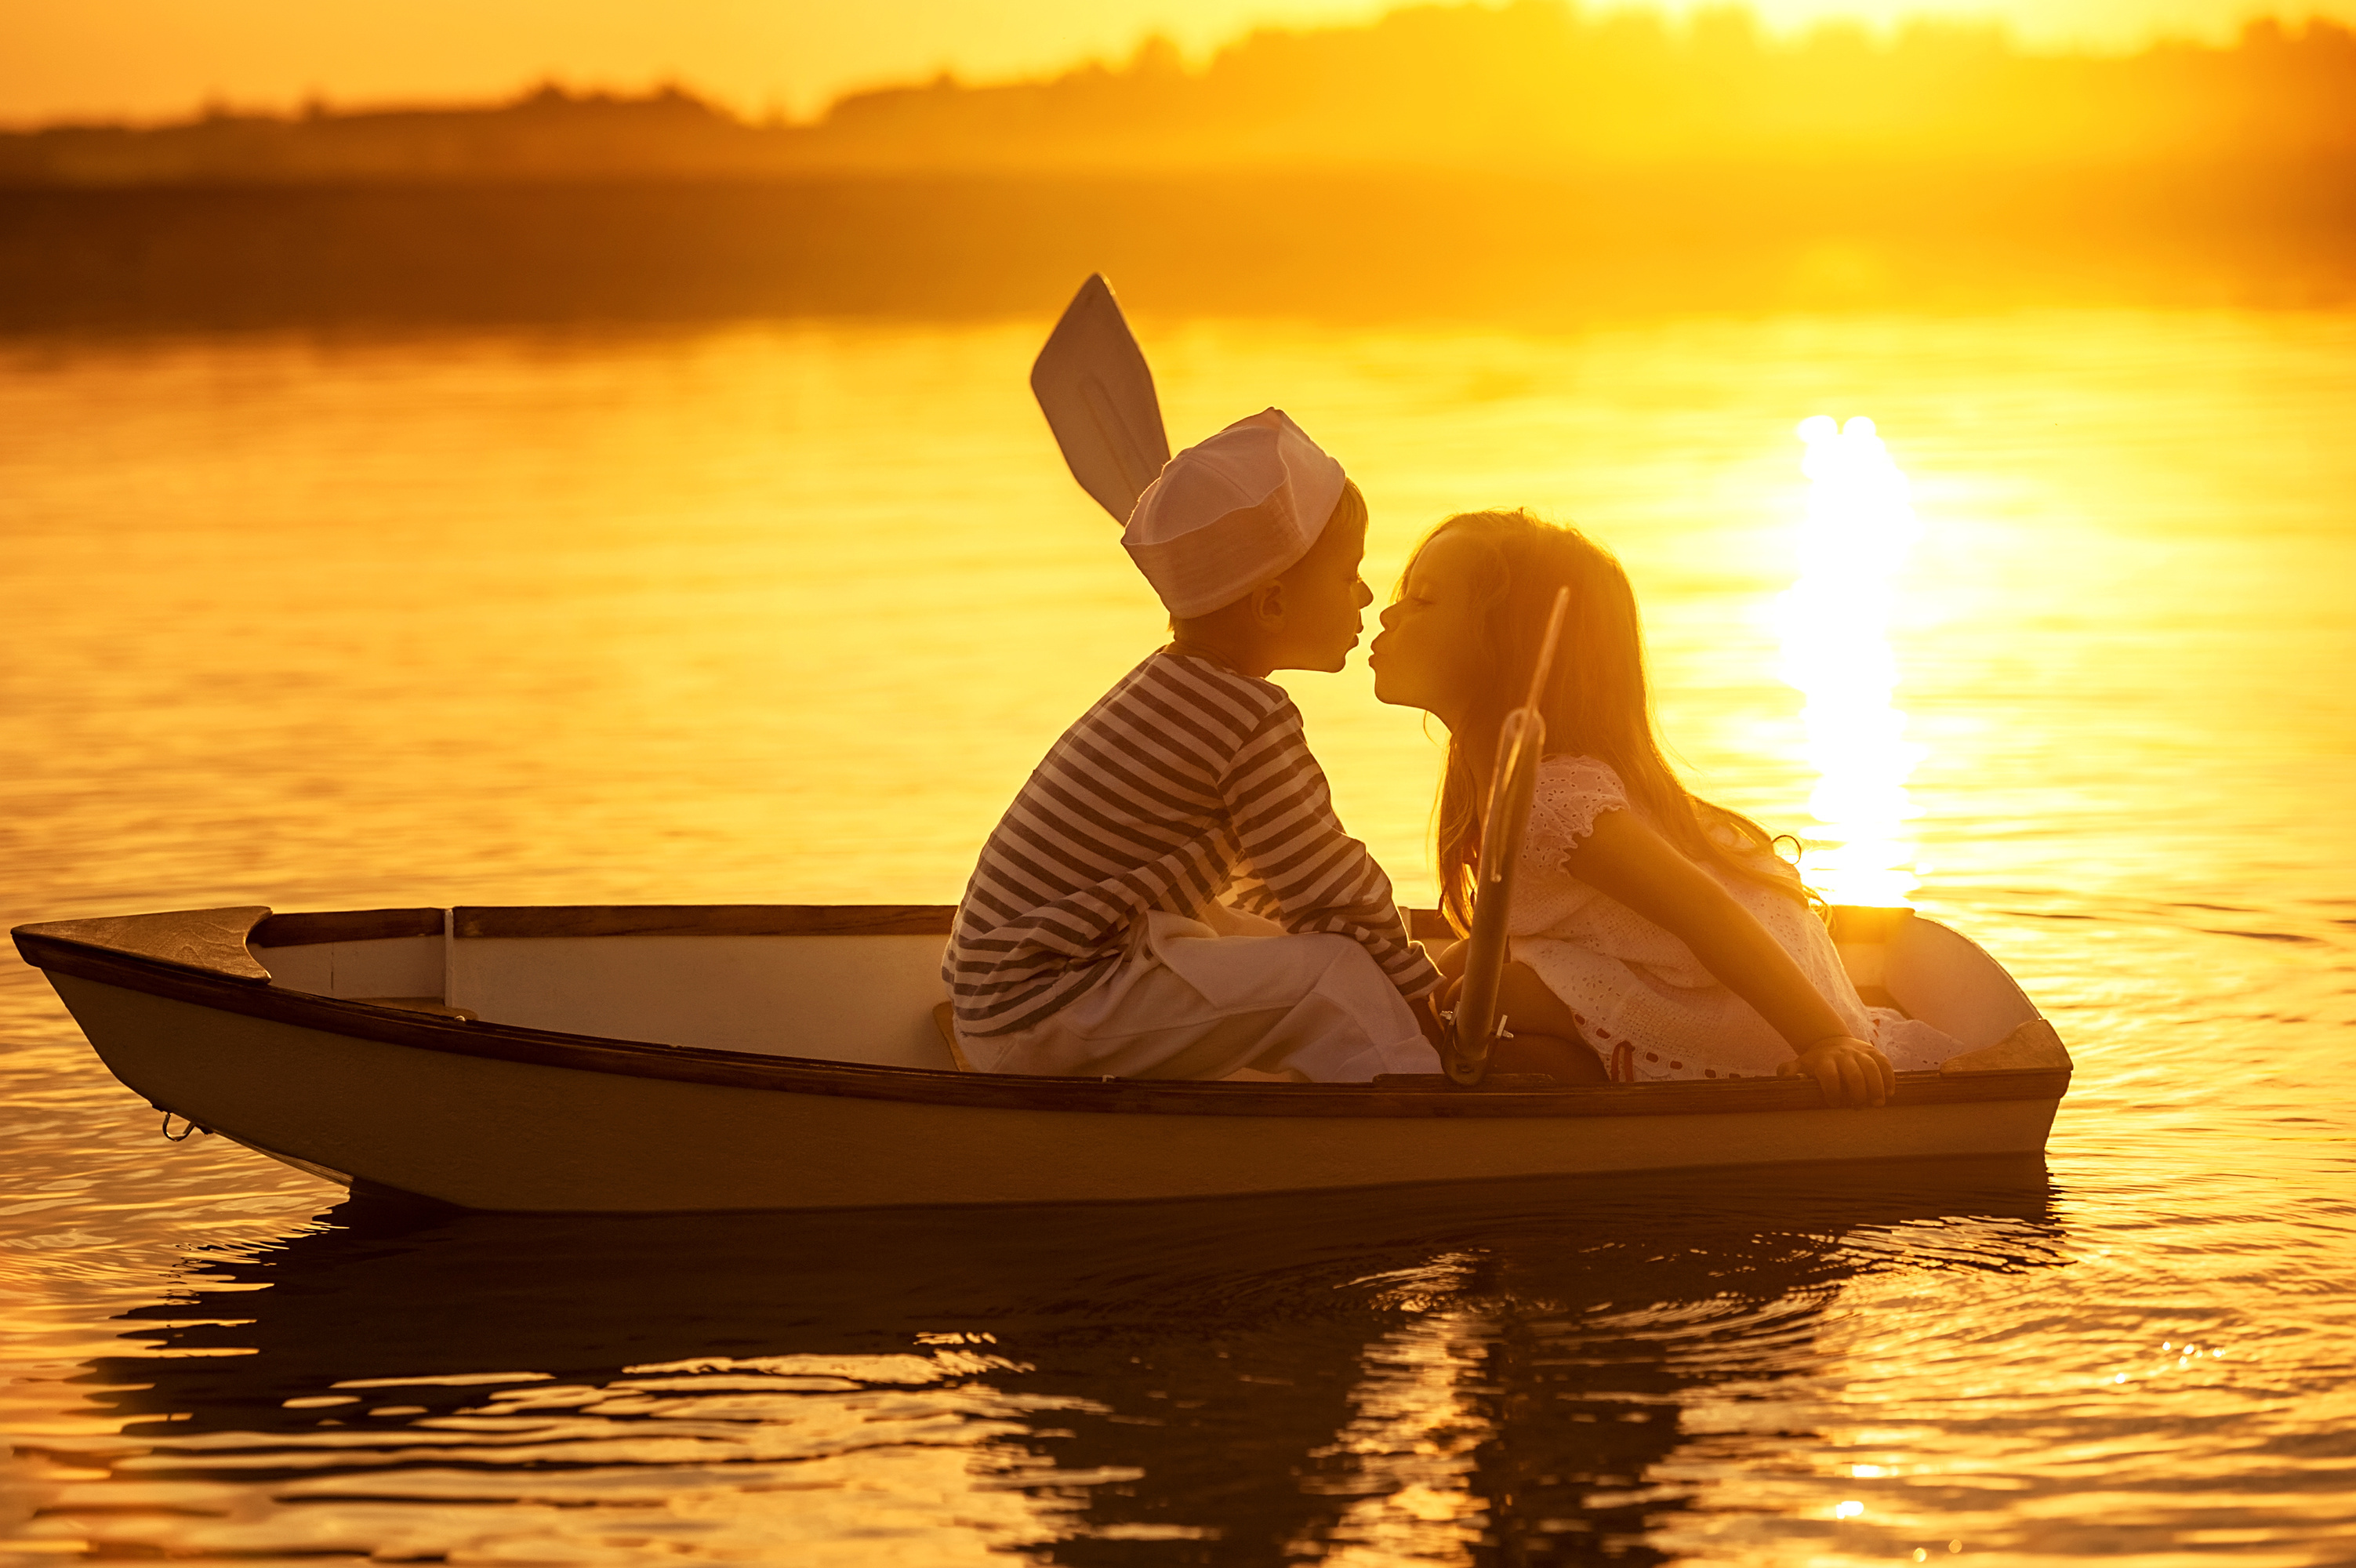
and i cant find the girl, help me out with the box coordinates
[1369,509,1929,1109]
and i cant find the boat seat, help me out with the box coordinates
[354,996,477,1021]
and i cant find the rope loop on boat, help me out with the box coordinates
[159,1109,210,1142]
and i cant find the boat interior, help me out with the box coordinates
[243,905,2060,1075]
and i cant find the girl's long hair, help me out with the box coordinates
[1417,510,1806,935]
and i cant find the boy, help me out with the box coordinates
[944,408,1443,1080]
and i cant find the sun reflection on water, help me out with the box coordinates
[1776,415,1927,908]
[1311,1308,1490,1563]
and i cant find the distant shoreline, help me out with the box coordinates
[2,165,2350,332]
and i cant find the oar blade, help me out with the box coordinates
[1030,274,1172,522]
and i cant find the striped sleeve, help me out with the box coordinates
[942,653,1280,1036]
[1221,702,1441,1000]
[944,651,1436,1037]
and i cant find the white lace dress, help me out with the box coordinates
[1506,754,1957,1082]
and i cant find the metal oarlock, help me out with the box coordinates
[1439,1012,1515,1087]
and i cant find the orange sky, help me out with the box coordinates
[5,0,2351,125]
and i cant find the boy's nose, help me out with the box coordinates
[1355,580,1374,608]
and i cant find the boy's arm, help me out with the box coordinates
[1223,706,1440,999]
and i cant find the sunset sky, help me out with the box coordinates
[5,0,2352,125]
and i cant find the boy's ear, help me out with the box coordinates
[1251,579,1287,629]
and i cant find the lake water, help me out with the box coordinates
[3,309,2353,1563]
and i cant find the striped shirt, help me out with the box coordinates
[946,648,1439,1036]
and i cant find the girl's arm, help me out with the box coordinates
[1560,809,1897,1108]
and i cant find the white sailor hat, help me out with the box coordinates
[1121,408,1348,619]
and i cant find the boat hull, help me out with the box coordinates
[50,971,2061,1213]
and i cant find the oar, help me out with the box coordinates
[1442,586,1572,1087]
[1030,274,1171,521]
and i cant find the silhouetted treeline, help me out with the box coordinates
[810,7,2356,169]
[6,4,2355,183]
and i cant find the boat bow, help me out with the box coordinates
[13,906,275,983]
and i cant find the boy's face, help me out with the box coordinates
[1267,510,1374,673]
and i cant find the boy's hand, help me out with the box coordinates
[1779,1036,1896,1108]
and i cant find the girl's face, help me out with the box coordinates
[1370,528,1490,725]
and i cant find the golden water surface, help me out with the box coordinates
[3,310,2354,1563]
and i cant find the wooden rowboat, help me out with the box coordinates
[11,902,2070,1214]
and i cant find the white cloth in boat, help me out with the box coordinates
[1506,754,1959,1083]
[955,900,1442,1082]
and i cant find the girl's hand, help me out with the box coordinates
[1778,1036,1896,1108]
[1564,811,1898,1110]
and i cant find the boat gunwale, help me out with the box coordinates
[13,907,2071,1121]
[213,903,1918,948]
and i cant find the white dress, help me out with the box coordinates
[1507,755,1957,1082]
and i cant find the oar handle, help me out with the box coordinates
[1440,586,1571,1087]
[1443,707,1545,1083]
